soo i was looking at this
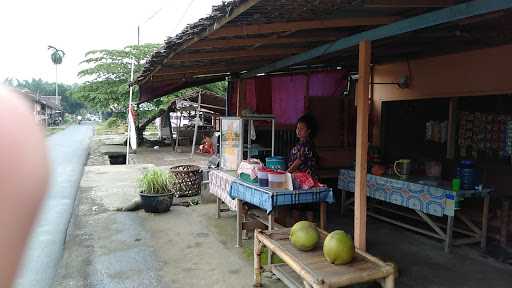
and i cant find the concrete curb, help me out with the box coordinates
[14,125,93,288]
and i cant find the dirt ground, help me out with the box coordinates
[55,132,285,288]
[54,131,512,288]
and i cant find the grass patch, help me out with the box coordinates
[96,118,127,135]
[46,127,65,136]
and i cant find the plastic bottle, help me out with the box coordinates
[452,178,462,209]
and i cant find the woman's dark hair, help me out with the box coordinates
[297,113,318,139]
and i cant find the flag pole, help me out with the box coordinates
[126,59,135,165]
[190,91,202,158]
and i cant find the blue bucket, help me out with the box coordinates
[266,156,287,171]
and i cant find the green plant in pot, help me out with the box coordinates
[138,168,175,213]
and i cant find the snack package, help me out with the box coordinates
[292,172,315,189]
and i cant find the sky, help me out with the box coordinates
[0,0,224,85]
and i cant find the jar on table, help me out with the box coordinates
[268,171,286,189]
[456,160,476,190]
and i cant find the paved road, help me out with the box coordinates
[14,125,93,288]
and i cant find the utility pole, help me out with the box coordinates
[126,8,163,164]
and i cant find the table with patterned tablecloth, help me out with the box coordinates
[337,169,491,252]
[208,169,237,212]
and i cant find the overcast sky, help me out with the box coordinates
[0,0,224,84]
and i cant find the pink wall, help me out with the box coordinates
[271,75,307,124]
[308,71,347,97]
[245,79,257,111]
[241,70,347,125]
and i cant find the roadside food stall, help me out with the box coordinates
[135,0,512,286]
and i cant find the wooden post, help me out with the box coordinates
[254,230,263,287]
[481,194,490,250]
[447,98,458,159]
[320,202,326,231]
[355,40,371,252]
[344,97,349,147]
[445,216,454,253]
[500,199,510,247]
[216,197,221,219]
[236,199,242,247]
[268,212,274,266]
[371,65,383,147]
[235,79,240,116]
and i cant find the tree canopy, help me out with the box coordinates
[73,43,161,112]
[3,78,84,114]
[74,43,227,116]
[48,46,65,65]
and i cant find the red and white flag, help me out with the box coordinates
[128,104,137,150]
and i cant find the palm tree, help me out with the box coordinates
[48,45,65,108]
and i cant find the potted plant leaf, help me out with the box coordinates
[138,168,175,213]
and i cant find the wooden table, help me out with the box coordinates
[229,178,334,248]
[254,229,395,288]
[338,169,491,252]
[208,169,238,216]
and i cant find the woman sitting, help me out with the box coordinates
[287,114,319,180]
[198,134,214,155]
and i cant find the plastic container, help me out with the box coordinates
[266,156,287,171]
[239,173,258,184]
[451,178,462,209]
[268,171,286,189]
[456,160,476,190]
[257,169,269,187]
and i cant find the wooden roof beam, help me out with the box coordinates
[168,47,306,62]
[151,71,235,83]
[208,17,401,38]
[154,65,258,78]
[189,34,341,49]
[243,0,512,79]
[362,0,456,7]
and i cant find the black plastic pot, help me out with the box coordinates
[139,192,174,213]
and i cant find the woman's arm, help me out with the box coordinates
[287,159,302,173]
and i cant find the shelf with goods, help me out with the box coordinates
[241,114,275,160]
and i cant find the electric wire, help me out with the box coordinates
[172,0,198,36]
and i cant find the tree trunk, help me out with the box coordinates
[136,104,174,145]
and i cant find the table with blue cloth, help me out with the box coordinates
[228,177,334,248]
[338,169,491,252]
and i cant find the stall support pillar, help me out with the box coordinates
[355,40,371,252]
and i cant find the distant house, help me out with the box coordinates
[16,89,61,127]
[39,96,62,126]
[157,90,226,143]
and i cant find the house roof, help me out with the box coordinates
[15,89,57,109]
[171,90,226,115]
[136,0,512,103]
[40,96,59,109]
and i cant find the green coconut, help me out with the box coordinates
[323,230,355,265]
[289,221,319,251]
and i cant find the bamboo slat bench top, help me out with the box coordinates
[255,228,395,288]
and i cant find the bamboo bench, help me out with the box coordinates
[254,228,395,288]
